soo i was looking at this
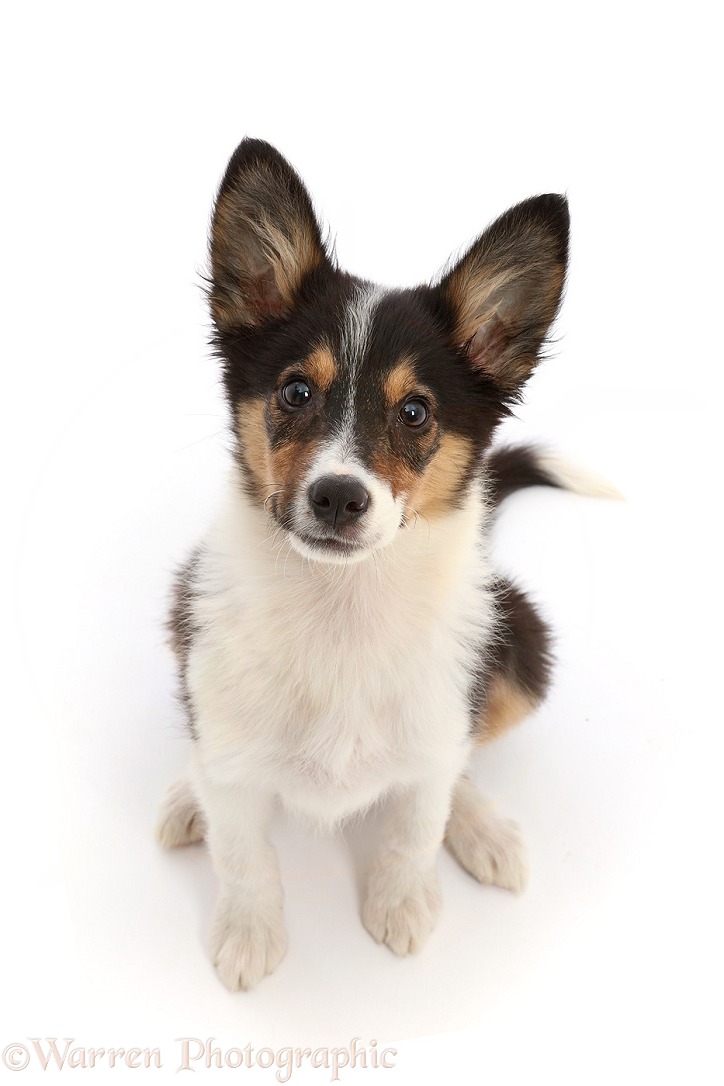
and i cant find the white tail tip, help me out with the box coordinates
[536,452,625,501]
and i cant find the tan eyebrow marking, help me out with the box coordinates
[383,357,419,407]
[304,345,337,392]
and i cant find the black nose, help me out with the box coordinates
[309,474,370,527]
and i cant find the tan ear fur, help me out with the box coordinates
[210,139,328,330]
[438,194,569,395]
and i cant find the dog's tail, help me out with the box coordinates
[486,444,623,510]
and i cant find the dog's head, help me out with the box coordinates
[209,139,568,564]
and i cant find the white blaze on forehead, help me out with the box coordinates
[287,284,404,563]
[340,283,386,374]
[338,283,386,445]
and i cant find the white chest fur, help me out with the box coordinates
[187,478,496,826]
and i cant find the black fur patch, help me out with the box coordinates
[486,443,564,505]
[469,577,554,730]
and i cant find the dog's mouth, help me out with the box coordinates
[293,529,368,558]
[281,523,386,565]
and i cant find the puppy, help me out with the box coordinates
[157,138,608,991]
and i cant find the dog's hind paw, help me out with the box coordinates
[155,778,206,848]
[445,777,527,892]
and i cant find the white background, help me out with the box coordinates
[2,2,723,1082]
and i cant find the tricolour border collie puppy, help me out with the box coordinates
[156,138,614,991]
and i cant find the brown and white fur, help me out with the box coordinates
[156,139,615,990]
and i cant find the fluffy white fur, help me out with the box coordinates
[536,451,624,501]
[158,467,525,990]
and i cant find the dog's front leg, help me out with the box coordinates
[362,766,461,956]
[194,773,286,991]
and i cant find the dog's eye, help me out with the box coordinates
[280,379,312,408]
[399,398,429,428]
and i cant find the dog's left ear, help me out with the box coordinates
[435,194,569,397]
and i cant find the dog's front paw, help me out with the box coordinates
[210,897,287,991]
[445,808,527,892]
[362,864,441,956]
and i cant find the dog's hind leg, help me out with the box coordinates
[156,777,206,848]
[444,577,553,890]
[444,774,527,892]
[475,576,554,743]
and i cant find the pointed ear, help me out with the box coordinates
[209,139,329,330]
[436,194,569,396]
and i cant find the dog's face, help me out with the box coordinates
[209,140,568,564]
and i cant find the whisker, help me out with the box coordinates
[176,428,225,452]
[409,506,431,543]
[263,490,283,512]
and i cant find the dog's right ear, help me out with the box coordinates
[209,139,329,331]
